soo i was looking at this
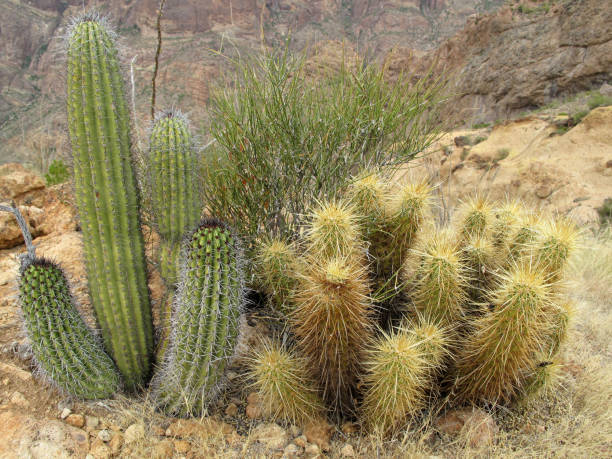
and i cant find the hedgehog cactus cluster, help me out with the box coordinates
[251,170,578,435]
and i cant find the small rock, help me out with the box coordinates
[86,416,100,430]
[151,424,166,436]
[225,402,238,417]
[10,391,29,408]
[288,425,301,437]
[226,371,239,380]
[436,408,498,448]
[340,443,355,457]
[65,414,85,428]
[341,422,359,435]
[124,423,145,444]
[599,83,612,97]
[294,435,308,448]
[535,184,553,199]
[174,439,191,454]
[246,391,262,419]
[153,439,174,458]
[304,443,320,455]
[57,399,73,412]
[60,408,72,419]
[283,443,301,458]
[252,423,289,450]
[97,429,112,442]
[2,378,8,385]
[0,362,32,381]
[88,442,112,459]
[108,432,124,454]
[303,419,334,452]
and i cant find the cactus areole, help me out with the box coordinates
[66,16,153,389]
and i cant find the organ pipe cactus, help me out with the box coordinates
[66,15,153,389]
[148,110,202,286]
[152,219,245,417]
[1,205,120,399]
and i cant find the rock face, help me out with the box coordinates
[1,0,507,165]
[389,0,612,123]
[416,106,612,225]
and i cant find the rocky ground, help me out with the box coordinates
[0,98,611,456]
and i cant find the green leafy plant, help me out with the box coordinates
[44,159,70,186]
[202,48,445,261]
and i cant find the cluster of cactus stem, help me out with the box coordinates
[0,14,243,416]
[251,170,578,436]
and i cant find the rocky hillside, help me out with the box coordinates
[389,0,612,123]
[2,0,506,165]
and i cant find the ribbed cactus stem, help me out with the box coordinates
[153,219,245,417]
[149,110,202,286]
[66,15,153,389]
[19,258,121,399]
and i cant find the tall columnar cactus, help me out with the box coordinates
[153,219,245,417]
[19,258,122,399]
[66,15,153,389]
[148,110,202,286]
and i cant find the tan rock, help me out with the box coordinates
[124,423,145,444]
[152,439,174,458]
[0,163,45,204]
[294,435,308,448]
[340,443,356,457]
[246,391,262,419]
[97,429,111,442]
[225,402,238,416]
[108,432,124,455]
[252,423,289,450]
[0,205,45,249]
[65,414,85,428]
[283,443,301,458]
[9,391,29,408]
[304,443,320,456]
[85,416,100,430]
[303,419,334,452]
[89,442,112,459]
[436,407,498,448]
[0,362,32,382]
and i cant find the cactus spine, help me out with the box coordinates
[19,258,122,399]
[247,339,324,424]
[153,219,244,417]
[66,15,153,389]
[149,110,202,286]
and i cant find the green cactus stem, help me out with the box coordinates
[153,219,245,417]
[66,15,153,389]
[1,204,121,399]
[19,258,122,399]
[148,110,202,286]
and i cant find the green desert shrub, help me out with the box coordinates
[44,159,70,186]
[202,47,445,263]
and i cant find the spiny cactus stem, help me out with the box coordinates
[0,203,35,260]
